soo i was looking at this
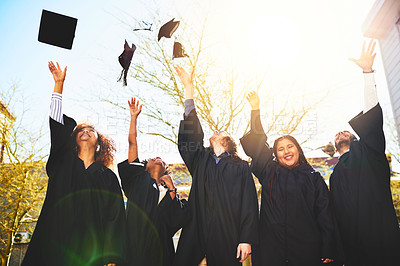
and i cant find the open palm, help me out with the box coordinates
[128,97,142,117]
[48,61,66,82]
[349,40,376,72]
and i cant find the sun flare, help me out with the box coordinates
[246,15,302,71]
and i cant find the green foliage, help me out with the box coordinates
[390,180,400,225]
[0,86,48,266]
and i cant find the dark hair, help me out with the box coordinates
[71,123,116,168]
[334,131,356,151]
[209,135,241,162]
[269,135,308,209]
[273,135,308,166]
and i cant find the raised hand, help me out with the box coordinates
[175,65,194,99]
[246,91,260,110]
[349,39,376,72]
[48,61,67,83]
[175,65,193,87]
[159,174,175,191]
[128,97,142,118]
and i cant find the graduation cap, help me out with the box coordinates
[317,142,336,157]
[118,40,136,86]
[38,10,77,49]
[158,18,180,41]
[173,41,189,59]
[133,21,153,31]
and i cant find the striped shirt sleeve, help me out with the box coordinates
[50,92,64,124]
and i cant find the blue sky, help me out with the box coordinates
[2,0,398,169]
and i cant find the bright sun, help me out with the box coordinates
[246,15,302,71]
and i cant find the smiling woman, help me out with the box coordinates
[246,15,302,70]
[240,91,339,265]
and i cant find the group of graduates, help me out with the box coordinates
[21,39,400,266]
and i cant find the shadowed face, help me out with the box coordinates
[75,125,98,149]
[334,131,354,152]
[146,157,166,173]
[276,138,300,169]
[209,131,230,148]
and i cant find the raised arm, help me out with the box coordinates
[349,39,378,113]
[240,91,274,181]
[46,62,76,177]
[175,65,205,171]
[127,97,142,163]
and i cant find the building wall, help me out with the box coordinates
[362,0,400,142]
[379,22,400,138]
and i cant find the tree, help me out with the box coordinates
[0,85,47,266]
[99,14,323,150]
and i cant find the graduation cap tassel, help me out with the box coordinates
[117,69,128,86]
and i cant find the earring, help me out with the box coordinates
[96,145,100,152]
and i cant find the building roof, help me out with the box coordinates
[362,0,400,38]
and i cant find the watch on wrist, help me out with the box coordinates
[168,188,177,193]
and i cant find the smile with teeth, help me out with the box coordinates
[284,155,293,160]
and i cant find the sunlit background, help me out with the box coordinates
[1,0,397,169]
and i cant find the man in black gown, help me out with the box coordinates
[329,40,400,266]
[172,66,259,266]
[118,98,189,266]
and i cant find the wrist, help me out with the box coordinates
[251,106,260,110]
[184,85,194,99]
[53,83,64,94]
[362,68,374,73]
[167,187,177,193]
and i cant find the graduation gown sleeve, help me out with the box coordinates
[46,115,77,178]
[312,171,336,259]
[178,109,205,173]
[349,103,385,154]
[238,164,259,245]
[240,109,274,182]
[118,158,146,196]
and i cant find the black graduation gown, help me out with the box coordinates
[329,104,400,266]
[22,115,127,266]
[118,159,189,266]
[240,110,337,266]
[173,109,259,266]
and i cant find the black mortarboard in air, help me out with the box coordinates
[173,41,189,59]
[321,142,336,157]
[118,40,136,86]
[38,10,77,49]
[158,18,180,41]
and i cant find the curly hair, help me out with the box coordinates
[71,123,116,168]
